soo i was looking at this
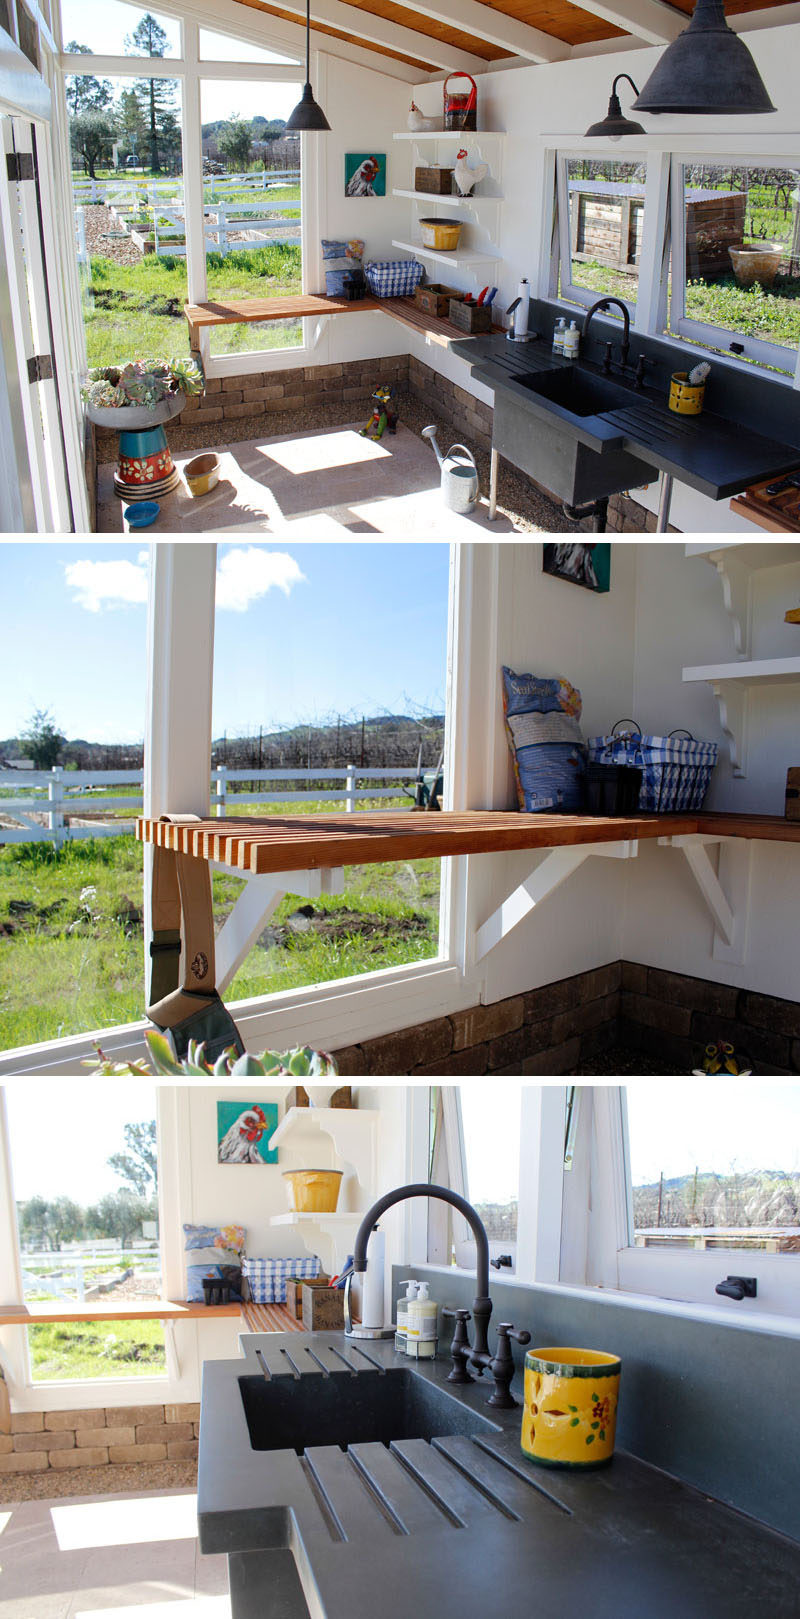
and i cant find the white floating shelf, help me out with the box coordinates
[392,237,500,268]
[682,656,800,776]
[393,130,506,142]
[269,1212,364,1227]
[268,1105,377,1154]
[392,188,503,207]
[685,541,800,658]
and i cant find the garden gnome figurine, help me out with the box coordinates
[360,385,398,440]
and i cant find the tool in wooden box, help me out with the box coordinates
[147,813,245,1063]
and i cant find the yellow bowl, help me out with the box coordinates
[419,217,462,251]
[184,451,220,496]
[521,1347,621,1469]
[283,1168,343,1213]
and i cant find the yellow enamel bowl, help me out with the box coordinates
[282,1168,343,1214]
[184,451,220,496]
[521,1347,621,1470]
[419,217,462,251]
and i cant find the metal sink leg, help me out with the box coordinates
[489,447,499,520]
[656,472,673,533]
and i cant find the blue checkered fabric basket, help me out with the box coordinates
[587,724,717,813]
[243,1255,322,1304]
[364,259,424,298]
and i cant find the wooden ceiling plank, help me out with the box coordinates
[554,0,682,41]
[236,0,490,71]
[399,0,571,60]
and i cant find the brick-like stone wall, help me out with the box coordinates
[0,1402,199,1478]
[332,962,622,1077]
[407,352,494,455]
[332,961,800,1076]
[619,962,800,1076]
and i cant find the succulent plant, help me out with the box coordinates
[81,354,205,410]
[83,378,127,408]
[85,1029,338,1078]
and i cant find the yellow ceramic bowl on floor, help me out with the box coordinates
[521,1346,621,1469]
[184,451,220,497]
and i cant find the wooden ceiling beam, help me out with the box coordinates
[400,0,571,62]
[555,0,682,43]
[233,0,490,72]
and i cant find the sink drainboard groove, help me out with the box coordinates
[346,1448,415,1535]
[472,1437,572,1516]
[280,1346,304,1380]
[304,1347,332,1378]
[256,1349,273,1382]
[430,1437,522,1521]
[300,1454,349,1542]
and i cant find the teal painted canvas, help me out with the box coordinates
[543,543,611,593]
[345,154,386,197]
[217,1101,279,1165]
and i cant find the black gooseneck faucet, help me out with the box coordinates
[352,1183,493,1363]
[582,296,631,368]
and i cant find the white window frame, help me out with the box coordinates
[55,0,316,379]
[545,137,800,390]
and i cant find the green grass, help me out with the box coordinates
[28,1320,166,1381]
[0,824,440,1052]
[83,241,302,367]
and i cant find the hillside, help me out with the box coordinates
[632,1168,800,1228]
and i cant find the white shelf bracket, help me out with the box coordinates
[710,551,753,659]
[215,867,344,992]
[475,840,638,963]
[710,679,749,778]
[658,834,752,963]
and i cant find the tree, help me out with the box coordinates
[116,87,147,165]
[17,1195,85,1251]
[64,43,113,117]
[70,111,116,181]
[108,1121,158,1197]
[218,115,252,174]
[22,708,66,770]
[126,15,178,174]
[86,1190,156,1248]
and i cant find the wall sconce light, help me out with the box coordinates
[585,74,646,138]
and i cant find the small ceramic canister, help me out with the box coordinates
[521,1346,621,1469]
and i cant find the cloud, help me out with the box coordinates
[65,557,148,613]
[215,547,306,612]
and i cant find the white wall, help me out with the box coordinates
[404,23,800,534]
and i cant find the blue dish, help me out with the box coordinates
[125,501,160,528]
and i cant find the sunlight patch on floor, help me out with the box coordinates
[260,429,392,474]
[74,1599,230,1619]
[50,1493,198,1550]
[0,1512,11,1537]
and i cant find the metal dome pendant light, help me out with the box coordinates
[286,0,330,132]
[633,0,775,115]
[585,74,646,137]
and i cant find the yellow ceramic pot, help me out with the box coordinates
[283,1168,342,1213]
[521,1346,621,1470]
[184,451,220,497]
[668,372,705,415]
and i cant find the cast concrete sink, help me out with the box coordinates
[238,1365,498,1454]
[515,365,637,420]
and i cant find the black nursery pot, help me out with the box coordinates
[585,762,642,816]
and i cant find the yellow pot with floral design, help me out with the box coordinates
[521,1347,621,1470]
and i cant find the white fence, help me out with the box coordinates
[72,169,300,206]
[22,1243,161,1304]
[73,169,301,260]
[0,765,421,848]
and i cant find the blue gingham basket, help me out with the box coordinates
[364,258,424,298]
[587,723,717,813]
[243,1254,321,1304]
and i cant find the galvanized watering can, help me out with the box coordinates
[422,426,479,514]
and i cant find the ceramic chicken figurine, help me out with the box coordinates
[454,148,489,197]
[408,101,437,132]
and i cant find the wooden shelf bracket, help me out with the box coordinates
[657,833,753,964]
[474,840,639,963]
[214,865,345,992]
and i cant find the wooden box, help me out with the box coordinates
[414,282,461,318]
[786,768,800,821]
[292,1273,330,1318]
[448,297,492,334]
[415,165,453,195]
[302,1283,344,1331]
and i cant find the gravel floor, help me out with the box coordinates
[82,204,144,267]
[0,1458,197,1503]
[575,1045,685,1075]
[100,388,582,534]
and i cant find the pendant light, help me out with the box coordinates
[286,0,330,132]
[585,74,645,138]
[633,0,775,115]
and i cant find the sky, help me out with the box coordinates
[5,1083,157,1203]
[61,1,303,123]
[0,542,450,745]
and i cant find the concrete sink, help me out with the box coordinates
[238,1364,498,1454]
[516,365,637,419]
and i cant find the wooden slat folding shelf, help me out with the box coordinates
[183,294,502,351]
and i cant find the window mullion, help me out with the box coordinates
[634,150,671,336]
[180,18,206,314]
[516,1086,565,1285]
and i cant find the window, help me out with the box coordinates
[617,1082,800,1317]
[668,158,800,374]
[425,1086,524,1271]
[6,1082,166,1382]
[558,155,648,314]
[60,0,180,57]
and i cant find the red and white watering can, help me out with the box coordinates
[443,72,478,132]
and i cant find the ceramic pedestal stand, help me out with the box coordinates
[86,391,186,501]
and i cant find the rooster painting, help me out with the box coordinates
[345,155,385,197]
[217,1101,278,1165]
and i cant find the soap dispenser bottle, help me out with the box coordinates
[552,317,566,355]
[563,319,580,359]
[395,1280,418,1353]
[406,1281,438,1359]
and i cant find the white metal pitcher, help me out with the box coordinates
[422,426,480,514]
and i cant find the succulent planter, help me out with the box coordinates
[84,390,186,433]
[728,244,784,288]
[86,391,186,501]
